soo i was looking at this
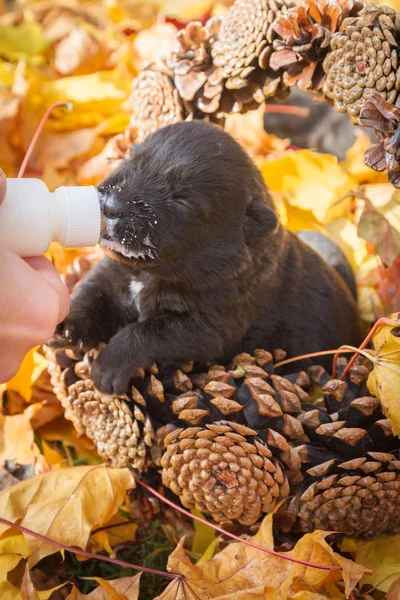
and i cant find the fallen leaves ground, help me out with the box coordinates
[1,0,400,598]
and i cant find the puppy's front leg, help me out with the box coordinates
[92,313,224,395]
[50,257,134,349]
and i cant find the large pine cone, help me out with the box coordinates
[278,361,400,537]
[322,4,400,121]
[161,421,290,525]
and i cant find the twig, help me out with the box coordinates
[274,348,355,369]
[17,102,73,178]
[340,317,400,380]
[264,105,310,118]
[91,519,136,536]
[135,478,335,572]
[0,516,175,579]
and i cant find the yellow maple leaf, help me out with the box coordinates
[25,68,131,132]
[161,0,214,19]
[5,348,49,403]
[367,312,400,435]
[259,150,356,225]
[0,403,42,468]
[0,464,135,566]
[343,534,400,593]
[156,513,369,600]
[343,132,387,185]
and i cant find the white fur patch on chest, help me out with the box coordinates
[130,279,144,312]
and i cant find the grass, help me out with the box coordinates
[63,519,174,598]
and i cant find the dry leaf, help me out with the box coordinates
[0,535,29,587]
[158,514,369,599]
[55,27,114,76]
[0,404,42,468]
[357,198,400,267]
[132,22,178,67]
[21,564,40,600]
[343,132,387,184]
[344,534,400,593]
[0,21,48,60]
[225,106,290,157]
[259,151,356,224]
[66,575,141,600]
[6,349,49,403]
[90,513,138,556]
[0,464,135,566]
[191,509,216,558]
[86,575,142,599]
[387,577,400,599]
[367,312,400,434]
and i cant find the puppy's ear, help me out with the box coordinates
[244,200,279,243]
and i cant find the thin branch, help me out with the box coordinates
[91,519,136,536]
[135,478,335,572]
[264,105,310,118]
[18,102,73,178]
[340,317,400,380]
[0,516,175,579]
[274,348,355,369]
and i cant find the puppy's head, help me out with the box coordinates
[98,121,278,268]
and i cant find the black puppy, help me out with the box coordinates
[53,121,362,394]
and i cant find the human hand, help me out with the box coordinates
[0,169,70,382]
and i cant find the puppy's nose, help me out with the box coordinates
[102,194,123,219]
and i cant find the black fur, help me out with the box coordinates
[52,121,362,394]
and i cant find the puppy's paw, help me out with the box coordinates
[91,342,136,395]
[47,312,98,350]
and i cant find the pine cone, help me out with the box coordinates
[288,450,400,537]
[166,18,224,114]
[322,4,400,122]
[161,421,290,525]
[279,359,400,537]
[270,0,363,94]
[210,0,293,112]
[130,67,185,148]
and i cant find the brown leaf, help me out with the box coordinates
[0,465,135,566]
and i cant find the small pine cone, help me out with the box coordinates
[287,451,400,537]
[167,17,222,111]
[270,0,362,93]
[45,347,159,470]
[67,378,155,470]
[322,4,400,122]
[128,66,185,144]
[210,0,292,111]
[161,421,290,525]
